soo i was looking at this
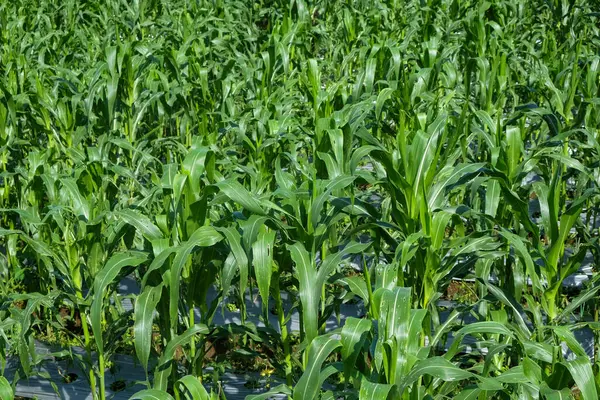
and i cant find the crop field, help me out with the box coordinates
[1,0,600,399]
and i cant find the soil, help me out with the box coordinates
[110,380,127,392]
[63,372,78,384]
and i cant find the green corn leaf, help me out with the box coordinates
[91,251,148,354]
[0,376,12,400]
[547,189,594,277]
[398,357,474,393]
[349,145,379,174]
[176,375,210,400]
[288,242,318,343]
[505,126,522,180]
[316,242,371,289]
[154,324,209,391]
[60,178,90,221]
[550,326,588,358]
[523,340,554,363]
[245,384,292,400]
[14,292,55,342]
[341,317,371,382]
[241,215,270,254]
[216,226,248,297]
[318,363,343,388]
[293,334,342,400]
[484,179,501,217]
[431,211,453,250]
[169,226,222,330]
[455,321,515,338]
[412,114,446,193]
[359,378,394,400]
[484,281,531,337]
[496,366,531,384]
[380,287,411,342]
[375,88,395,120]
[130,389,175,400]
[563,357,598,400]
[141,247,178,288]
[134,283,163,375]
[498,229,540,294]
[252,225,276,319]
[540,385,573,400]
[217,179,266,215]
[117,209,163,241]
[337,276,369,302]
[556,282,600,322]
[310,175,356,229]
[321,391,335,400]
[0,229,21,236]
[427,163,484,210]
[182,147,211,197]
[454,388,482,400]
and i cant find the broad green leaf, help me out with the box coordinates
[0,376,12,400]
[563,357,598,400]
[540,385,573,400]
[245,384,292,400]
[484,179,501,217]
[141,247,178,288]
[337,276,369,302]
[216,226,248,297]
[169,226,222,330]
[60,178,90,221]
[316,242,371,289]
[310,175,356,229]
[455,321,515,338]
[252,225,276,318]
[454,388,482,400]
[91,252,148,354]
[182,147,211,197]
[118,209,163,241]
[349,145,378,174]
[176,375,210,400]
[359,378,394,400]
[288,242,318,342]
[217,179,266,215]
[496,366,530,384]
[375,88,395,120]
[557,282,600,322]
[130,389,175,400]
[399,357,473,393]
[240,215,269,254]
[428,163,484,210]
[293,335,342,400]
[341,317,371,382]
[484,282,531,337]
[505,126,522,180]
[431,211,452,249]
[134,284,163,374]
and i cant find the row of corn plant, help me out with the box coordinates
[0,0,599,399]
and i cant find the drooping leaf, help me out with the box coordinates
[293,335,342,400]
[130,389,175,400]
[91,252,148,354]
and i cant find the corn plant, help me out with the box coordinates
[1,0,599,399]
